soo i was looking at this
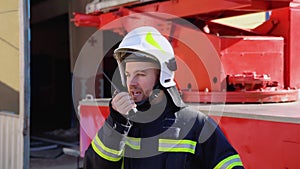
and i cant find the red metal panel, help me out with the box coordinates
[212,116,300,169]
[290,3,300,88]
[171,26,226,92]
[79,105,109,157]
[182,90,298,103]
[132,0,251,18]
[212,36,284,88]
[262,5,300,88]
[174,34,285,93]
[173,37,212,91]
[73,0,252,29]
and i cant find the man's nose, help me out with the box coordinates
[128,76,138,86]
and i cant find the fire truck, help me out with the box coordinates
[71,0,300,168]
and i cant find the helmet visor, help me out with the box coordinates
[114,50,159,65]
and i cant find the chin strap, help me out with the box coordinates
[134,82,163,112]
[149,82,163,101]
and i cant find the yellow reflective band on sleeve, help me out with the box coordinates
[126,137,141,150]
[158,139,197,154]
[227,162,244,169]
[145,32,166,53]
[213,154,243,169]
[91,135,123,162]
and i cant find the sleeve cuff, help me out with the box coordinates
[106,100,132,135]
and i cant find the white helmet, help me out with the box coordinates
[114,26,185,107]
[114,26,177,88]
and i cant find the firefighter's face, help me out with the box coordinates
[125,62,159,103]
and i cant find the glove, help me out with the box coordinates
[111,92,137,116]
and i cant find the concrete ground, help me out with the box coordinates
[30,128,83,169]
[30,153,83,169]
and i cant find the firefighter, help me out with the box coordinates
[84,26,244,169]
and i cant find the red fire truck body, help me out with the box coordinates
[72,0,300,168]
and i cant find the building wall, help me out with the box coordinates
[0,112,23,169]
[0,0,24,169]
[0,0,20,114]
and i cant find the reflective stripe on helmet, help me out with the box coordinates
[91,135,123,162]
[213,154,243,169]
[145,32,166,54]
[158,139,197,154]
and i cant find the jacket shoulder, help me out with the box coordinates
[175,106,207,124]
[173,107,208,139]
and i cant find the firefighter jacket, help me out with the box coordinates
[83,93,244,169]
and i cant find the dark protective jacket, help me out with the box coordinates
[84,93,244,169]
